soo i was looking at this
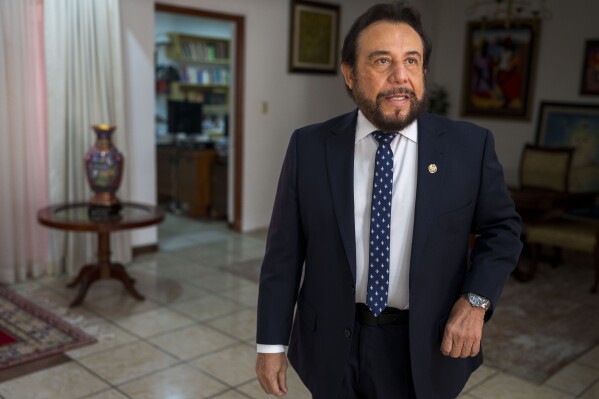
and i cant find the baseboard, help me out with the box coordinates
[132,244,159,257]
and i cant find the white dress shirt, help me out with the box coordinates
[258,111,418,353]
[354,111,417,310]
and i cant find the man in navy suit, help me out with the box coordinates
[256,2,522,398]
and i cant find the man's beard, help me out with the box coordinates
[351,82,427,132]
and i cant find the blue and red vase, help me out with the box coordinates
[84,124,124,209]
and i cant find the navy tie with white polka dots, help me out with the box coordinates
[366,131,397,317]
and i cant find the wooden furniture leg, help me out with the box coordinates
[110,263,144,300]
[549,247,563,268]
[512,243,539,282]
[593,242,599,294]
[66,231,144,306]
[69,265,100,307]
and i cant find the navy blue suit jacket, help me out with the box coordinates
[257,110,522,399]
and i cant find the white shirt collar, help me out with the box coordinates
[355,110,418,144]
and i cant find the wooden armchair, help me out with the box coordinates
[511,145,599,293]
[511,144,575,223]
[519,144,574,192]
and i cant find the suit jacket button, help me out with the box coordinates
[344,329,351,338]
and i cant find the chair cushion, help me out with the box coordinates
[526,220,597,253]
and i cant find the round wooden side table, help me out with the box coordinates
[38,202,164,307]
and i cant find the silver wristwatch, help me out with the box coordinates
[464,292,490,311]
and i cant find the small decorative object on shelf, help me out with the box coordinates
[85,124,124,217]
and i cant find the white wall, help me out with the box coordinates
[155,13,233,41]
[124,0,515,238]
[121,0,157,246]
[429,0,599,184]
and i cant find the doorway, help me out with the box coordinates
[154,4,244,232]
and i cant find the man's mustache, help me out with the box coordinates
[377,87,415,99]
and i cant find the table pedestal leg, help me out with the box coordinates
[66,231,145,307]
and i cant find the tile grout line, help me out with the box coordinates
[70,357,134,399]
[574,375,599,398]
[206,387,255,399]
[460,369,500,395]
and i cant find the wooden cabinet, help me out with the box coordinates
[156,146,174,200]
[156,146,217,218]
[211,155,228,219]
[178,148,216,217]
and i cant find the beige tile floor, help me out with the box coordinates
[1,214,598,399]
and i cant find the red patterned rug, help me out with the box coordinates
[0,286,96,371]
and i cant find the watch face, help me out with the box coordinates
[468,293,489,309]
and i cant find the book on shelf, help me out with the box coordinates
[178,40,228,63]
[178,66,230,86]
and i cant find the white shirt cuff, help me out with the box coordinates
[257,344,286,353]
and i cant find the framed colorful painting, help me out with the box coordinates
[580,40,599,95]
[289,0,340,74]
[461,19,540,119]
[536,101,599,192]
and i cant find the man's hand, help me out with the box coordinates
[256,352,289,397]
[441,296,485,358]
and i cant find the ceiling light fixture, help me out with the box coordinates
[466,0,551,28]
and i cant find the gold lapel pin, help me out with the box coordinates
[428,164,438,174]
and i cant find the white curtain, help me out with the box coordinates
[0,0,49,283]
[45,0,131,275]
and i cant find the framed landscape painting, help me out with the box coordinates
[461,19,540,119]
[536,101,599,192]
[289,0,340,74]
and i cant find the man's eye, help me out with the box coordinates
[377,58,390,65]
[406,58,417,65]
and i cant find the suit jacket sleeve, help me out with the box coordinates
[256,130,306,344]
[463,129,522,320]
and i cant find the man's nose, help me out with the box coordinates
[388,63,408,83]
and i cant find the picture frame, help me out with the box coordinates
[289,0,340,74]
[535,101,599,192]
[461,19,540,120]
[579,40,599,95]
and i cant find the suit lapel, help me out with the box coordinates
[410,114,448,274]
[326,110,358,283]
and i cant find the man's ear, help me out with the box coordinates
[341,63,354,90]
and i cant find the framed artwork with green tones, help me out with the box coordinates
[289,0,340,74]
[535,101,599,192]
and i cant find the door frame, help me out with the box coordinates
[155,3,245,231]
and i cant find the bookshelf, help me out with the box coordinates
[167,33,229,63]
[166,33,230,94]
[156,33,231,137]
